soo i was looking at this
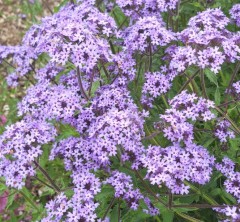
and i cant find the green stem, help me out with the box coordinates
[175,212,203,222]
[33,176,55,191]
[33,161,61,193]
[102,197,115,220]
[178,70,199,94]
[162,95,169,109]
[184,181,218,205]
[134,170,167,207]
[20,188,40,212]
[200,69,208,99]
[76,67,89,100]
[215,106,240,135]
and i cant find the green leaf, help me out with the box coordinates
[57,123,80,140]
[214,87,221,105]
[54,0,68,13]
[205,69,218,86]
[161,208,174,222]
[210,188,221,196]
[110,205,119,222]
[221,190,237,204]
[20,187,40,213]
[6,191,16,209]
[203,137,215,148]
[178,194,200,204]
[176,212,203,222]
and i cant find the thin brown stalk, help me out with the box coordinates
[76,67,89,100]
[33,161,61,193]
[102,197,115,220]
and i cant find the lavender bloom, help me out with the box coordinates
[216,158,240,203]
[117,0,180,20]
[169,46,197,73]
[230,4,240,27]
[233,80,240,94]
[175,8,240,74]
[122,16,175,53]
[141,144,215,194]
[0,46,37,86]
[18,79,85,121]
[214,120,235,143]
[197,47,225,74]
[160,90,215,144]
[0,116,56,189]
[41,193,70,222]
[142,72,171,98]
[214,206,240,222]
[215,157,235,176]
[105,171,159,213]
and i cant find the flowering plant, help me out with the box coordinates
[0,0,240,221]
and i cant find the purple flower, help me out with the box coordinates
[141,143,215,194]
[214,120,235,143]
[230,4,240,27]
[0,116,56,189]
[160,90,215,144]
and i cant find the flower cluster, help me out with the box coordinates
[162,8,240,77]
[141,143,215,194]
[121,16,175,53]
[160,90,215,144]
[214,206,240,222]
[0,117,56,189]
[1,0,240,221]
[214,120,235,143]
[230,4,240,27]
[142,72,171,98]
[18,79,85,122]
[216,158,240,203]
[116,0,179,20]
[105,171,159,214]
[105,171,144,210]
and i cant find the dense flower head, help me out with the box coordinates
[215,157,235,176]
[105,171,159,213]
[225,172,240,203]
[18,79,85,121]
[50,137,97,172]
[116,0,180,20]
[188,8,229,32]
[160,90,215,144]
[197,46,225,73]
[35,62,63,83]
[141,143,215,194]
[1,1,240,221]
[178,8,230,46]
[232,80,240,94]
[142,72,171,98]
[0,116,56,189]
[216,158,240,203]
[0,2,117,87]
[214,206,240,222]
[230,4,240,27]
[122,16,175,53]
[92,84,135,113]
[174,8,240,75]
[87,107,146,167]
[214,120,235,143]
[0,46,37,87]
[167,46,197,73]
[42,193,70,222]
